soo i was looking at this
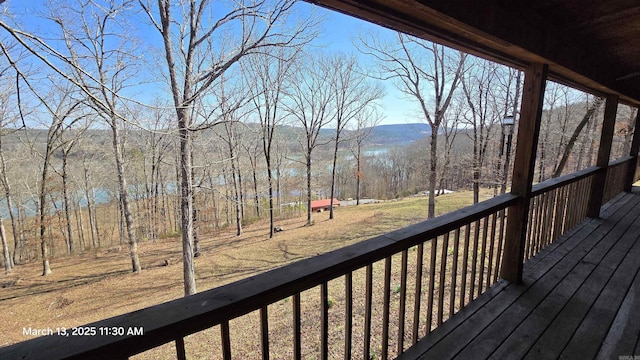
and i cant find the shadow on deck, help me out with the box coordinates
[399,189,640,360]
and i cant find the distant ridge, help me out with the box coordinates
[366,123,431,145]
[10,122,433,148]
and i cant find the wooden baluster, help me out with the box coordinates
[568,182,576,228]
[261,306,269,360]
[534,193,546,256]
[437,232,449,325]
[487,213,497,291]
[363,264,373,360]
[494,209,506,282]
[546,188,557,247]
[344,272,352,360]
[397,250,408,356]
[478,217,489,296]
[176,337,186,360]
[470,221,480,300]
[450,228,461,316]
[321,282,328,360]
[221,321,231,360]
[426,237,438,333]
[525,196,536,260]
[412,243,424,345]
[293,294,301,360]
[381,257,392,360]
[460,225,471,308]
[553,185,566,241]
[581,177,592,219]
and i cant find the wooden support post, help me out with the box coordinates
[624,110,640,192]
[587,94,619,218]
[501,63,548,284]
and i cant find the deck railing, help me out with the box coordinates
[523,156,638,262]
[1,157,637,360]
[524,166,597,261]
[0,194,518,360]
[603,156,634,203]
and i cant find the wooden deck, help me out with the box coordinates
[398,188,640,360]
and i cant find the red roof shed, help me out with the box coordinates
[310,198,340,212]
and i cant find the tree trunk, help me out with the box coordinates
[306,153,313,225]
[252,165,260,219]
[16,204,26,263]
[152,158,160,240]
[179,118,196,296]
[0,145,20,266]
[472,126,480,204]
[74,195,85,251]
[267,163,275,238]
[231,159,243,236]
[175,154,182,234]
[159,169,169,236]
[62,152,74,253]
[538,132,547,182]
[428,133,438,218]
[189,149,200,257]
[553,97,604,177]
[1,214,11,273]
[85,181,97,248]
[39,144,53,276]
[225,132,243,236]
[276,166,282,213]
[329,133,339,219]
[237,163,245,222]
[111,119,141,273]
[356,144,362,205]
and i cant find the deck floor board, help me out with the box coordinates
[398,190,640,360]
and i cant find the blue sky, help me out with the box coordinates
[307,4,415,125]
[2,0,421,126]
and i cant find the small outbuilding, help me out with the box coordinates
[310,198,340,212]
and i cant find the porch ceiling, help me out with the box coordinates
[307,0,640,106]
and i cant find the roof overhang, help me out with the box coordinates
[307,0,640,106]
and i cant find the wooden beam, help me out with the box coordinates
[307,0,640,104]
[625,110,640,192]
[587,94,619,218]
[501,62,548,284]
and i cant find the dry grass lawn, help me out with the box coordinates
[1,190,493,359]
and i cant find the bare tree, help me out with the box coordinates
[241,130,262,220]
[437,103,462,196]
[54,1,143,272]
[31,87,83,275]
[0,59,21,268]
[350,107,383,205]
[553,96,604,177]
[244,46,303,237]
[140,0,314,296]
[359,34,466,218]
[215,101,245,236]
[0,211,9,273]
[327,53,383,219]
[1,0,144,273]
[286,54,336,225]
[77,134,105,249]
[461,58,502,203]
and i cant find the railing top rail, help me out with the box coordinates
[608,155,635,167]
[0,193,518,360]
[531,166,599,197]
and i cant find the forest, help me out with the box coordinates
[0,0,637,299]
